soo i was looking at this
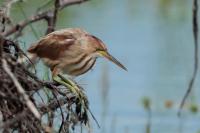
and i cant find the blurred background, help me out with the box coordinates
[3,0,200,132]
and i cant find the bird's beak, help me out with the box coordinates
[98,50,127,71]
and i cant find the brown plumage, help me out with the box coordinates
[26,28,127,77]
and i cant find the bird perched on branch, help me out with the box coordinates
[20,28,127,96]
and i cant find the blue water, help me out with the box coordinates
[8,0,200,132]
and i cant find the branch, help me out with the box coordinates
[59,0,89,10]
[39,97,75,115]
[2,0,89,37]
[0,35,4,58]
[178,0,199,116]
[46,0,60,34]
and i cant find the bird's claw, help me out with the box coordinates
[53,75,85,102]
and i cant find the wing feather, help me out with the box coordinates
[28,31,75,60]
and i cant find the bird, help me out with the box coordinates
[21,28,127,96]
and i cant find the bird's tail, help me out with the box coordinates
[17,52,39,67]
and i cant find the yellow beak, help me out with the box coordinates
[98,51,127,71]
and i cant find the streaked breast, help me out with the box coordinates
[67,54,96,76]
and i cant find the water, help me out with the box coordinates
[6,0,200,132]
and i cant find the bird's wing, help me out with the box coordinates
[28,31,75,60]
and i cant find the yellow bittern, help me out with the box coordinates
[23,28,127,96]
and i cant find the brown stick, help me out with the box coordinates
[46,0,60,34]
[0,35,4,58]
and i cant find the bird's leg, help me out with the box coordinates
[52,75,77,95]
[58,74,75,87]
[54,75,89,119]
[51,67,75,93]
[52,68,78,95]
[54,75,88,109]
[58,74,85,99]
[58,74,78,88]
[52,68,85,104]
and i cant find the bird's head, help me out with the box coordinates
[85,34,127,71]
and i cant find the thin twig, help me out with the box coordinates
[3,0,20,17]
[46,0,60,34]
[0,35,4,58]
[88,108,100,128]
[178,0,199,116]
[52,91,65,132]
[39,97,75,115]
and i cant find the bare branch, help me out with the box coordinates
[2,11,49,37]
[0,35,4,58]
[178,0,199,116]
[46,0,60,34]
[39,97,75,115]
[59,0,89,10]
[2,0,89,37]
[2,0,21,17]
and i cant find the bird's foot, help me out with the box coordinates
[53,75,89,120]
[53,75,86,102]
[58,74,76,87]
[53,75,77,94]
